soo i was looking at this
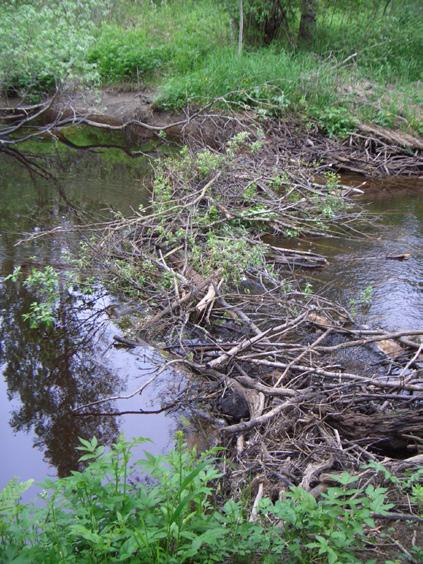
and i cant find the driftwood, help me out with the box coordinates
[327,408,423,454]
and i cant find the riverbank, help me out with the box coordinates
[1,0,422,139]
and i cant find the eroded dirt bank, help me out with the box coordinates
[3,87,421,175]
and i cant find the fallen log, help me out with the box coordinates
[327,408,423,456]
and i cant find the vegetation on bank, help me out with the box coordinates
[2,433,422,563]
[0,0,422,135]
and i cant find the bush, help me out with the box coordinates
[0,433,396,563]
[0,0,112,96]
[88,25,172,82]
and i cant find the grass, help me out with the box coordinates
[0,0,421,133]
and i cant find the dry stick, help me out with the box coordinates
[52,100,216,135]
[398,342,423,379]
[249,483,264,523]
[316,330,423,353]
[275,328,331,387]
[207,311,309,369]
[220,398,294,434]
[300,457,334,491]
[216,292,265,338]
[241,358,423,392]
[147,277,213,326]
[235,370,296,398]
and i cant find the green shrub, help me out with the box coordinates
[88,25,172,82]
[0,434,398,563]
[0,0,112,96]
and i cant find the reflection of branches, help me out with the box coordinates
[54,130,156,160]
[74,394,187,417]
[0,91,214,178]
[0,146,54,179]
[73,359,182,412]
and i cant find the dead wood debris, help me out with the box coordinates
[22,108,423,520]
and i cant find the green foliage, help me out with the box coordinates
[0,0,112,96]
[195,149,223,177]
[366,461,423,516]
[89,0,229,83]
[262,472,393,563]
[348,284,375,318]
[1,0,421,133]
[314,1,423,83]
[88,25,172,82]
[154,48,338,116]
[5,265,61,328]
[22,265,60,328]
[192,227,267,285]
[0,435,399,563]
[312,106,357,138]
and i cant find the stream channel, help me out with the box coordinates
[1,133,423,490]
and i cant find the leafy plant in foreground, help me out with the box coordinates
[0,433,400,563]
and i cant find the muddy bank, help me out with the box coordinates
[2,87,422,176]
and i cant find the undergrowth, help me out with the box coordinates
[0,1,421,134]
[0,433,404,563]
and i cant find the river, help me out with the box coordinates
[1,136,422,489]
[0,134,183,489]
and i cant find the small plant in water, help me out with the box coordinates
[5,265,60,329]
[361,284,374,306]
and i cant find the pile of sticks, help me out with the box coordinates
[73,114,423,497]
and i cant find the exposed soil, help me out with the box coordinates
[2,86,422,176]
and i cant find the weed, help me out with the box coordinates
[0,434,401,562]
[361,284,374,306]
[302,282,314,297]
[312,106,357,138]
[195,149,222,177]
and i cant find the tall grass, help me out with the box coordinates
[313,1,423,83]
[0,0,421,133]
[154,47,342,113]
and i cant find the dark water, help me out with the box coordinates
[0,138,183,490]
[289,177,423,331]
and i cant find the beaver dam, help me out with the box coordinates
[1,99,422,555]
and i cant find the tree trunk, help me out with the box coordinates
[263,0,288,44]
[238,0,244,55]
[298,0,318,45]
[327,408,423,458]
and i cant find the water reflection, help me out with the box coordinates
[0,141,176,487]
[0,279,121,477]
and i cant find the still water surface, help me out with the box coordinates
[0,139,182,489]
[297,177,423,331]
